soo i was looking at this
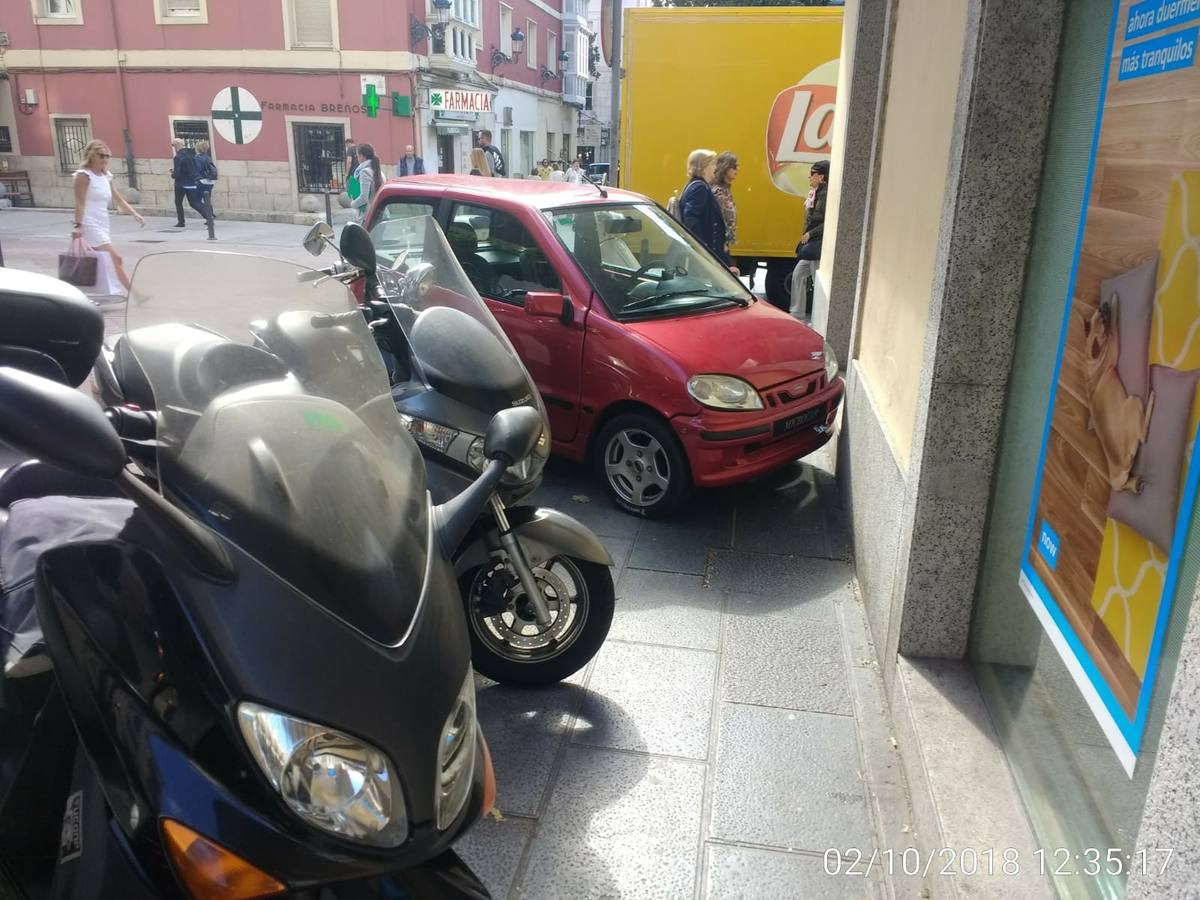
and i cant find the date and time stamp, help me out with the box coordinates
[823,847,1175,879]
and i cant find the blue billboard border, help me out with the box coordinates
[1019,0,1200,773]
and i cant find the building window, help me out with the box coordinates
[157,0,206,23]
[293,121,345,193]
[289,0,334,48]
[53,117,91,174]
[547,133,556,160]
[585,82,593,110]
[0,127,11,154]
[500,5,513,55]
[172,119,211,150]
[548,32,558,74]
[527,19,537,70]
[562,133,570,160]
[34,0,83,24]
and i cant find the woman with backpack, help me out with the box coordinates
[195,140,218,232]
[350,144,379,224]
[678,149,729,264]
[351,143,381,222]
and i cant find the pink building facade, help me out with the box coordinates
[0,0,590,219]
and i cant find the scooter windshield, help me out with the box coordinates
[121,252,430,645]
[368,209,548,439]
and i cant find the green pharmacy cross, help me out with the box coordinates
[363,84,381,118]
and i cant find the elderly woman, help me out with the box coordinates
[680,148,728,262]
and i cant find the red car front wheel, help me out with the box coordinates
[595,412,692,518]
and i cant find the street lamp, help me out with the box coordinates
[557,49,570,76]
[410,0,452,46]
[539,66,557,86]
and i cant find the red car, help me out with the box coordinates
[366,176,843,518]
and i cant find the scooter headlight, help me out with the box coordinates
[399,413,459,454]
[237,703,408,847]
[436,670,479,831]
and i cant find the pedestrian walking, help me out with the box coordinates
[680,148,728,262]
[566,159,585,184]
[71,139,144,298]
[170,138,215,239]
[194,140,218,221]
[790,159,829,318]
[712,151,740,270]
[170,138,189,227]
[548,163,566,183]
[478,130,506,178]
[351,143,381,221]
[469,148,492,177]
[396,144,425,177]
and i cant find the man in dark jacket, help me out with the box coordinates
[169,139,215,239]
[789,159,829,318]
[170,139,192,227]
[479,130,505,178]
[396,144,425,177]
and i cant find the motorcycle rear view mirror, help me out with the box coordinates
[303,221,336,257]
[0,366,126,479]
[340,223,378,273]
[524,291,572,325]
[484,405,543,465]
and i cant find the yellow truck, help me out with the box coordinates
[619,6,842,306]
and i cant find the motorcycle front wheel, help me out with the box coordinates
[460,555,614,686]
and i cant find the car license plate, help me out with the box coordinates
[773,406,823,436]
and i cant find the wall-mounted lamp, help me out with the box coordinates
[490,29,526,71]
[411,0,451,47]
[539,66,557,85]
[17,87,38,115]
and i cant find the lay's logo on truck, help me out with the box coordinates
[767,60,839,196]
[621,7,842,260]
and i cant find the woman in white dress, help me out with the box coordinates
[71,139,144,295]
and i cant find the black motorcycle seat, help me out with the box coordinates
[0,459,122,510]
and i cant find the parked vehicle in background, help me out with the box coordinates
[619,6,842,307]
[586,163,611,186]
[366,177,844,519]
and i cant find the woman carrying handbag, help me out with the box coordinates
[70,139,144,300]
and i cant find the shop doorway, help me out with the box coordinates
[437,135,456,174]
[292,122,345,193]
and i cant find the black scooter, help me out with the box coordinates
[282,219,616,686]
[0,258,527,897]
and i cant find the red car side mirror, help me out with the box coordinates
[525,292,571,325]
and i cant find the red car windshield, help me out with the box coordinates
[543,204,751,319]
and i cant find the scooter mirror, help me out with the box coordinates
[0,366,126,479]
[303,221,334,256]
[340,223,377,273]
[483,406,543,466]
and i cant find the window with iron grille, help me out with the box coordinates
[289,0,333,48]
[54,118,90,174]
[293,122,344,193]
[172,119,210,149]
[162,0,202,17]
[0,127,11,154]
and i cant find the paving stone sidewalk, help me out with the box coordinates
[459,444,918,900]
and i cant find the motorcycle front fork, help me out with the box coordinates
[488,496,553,628]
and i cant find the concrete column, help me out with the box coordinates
[1127,580,1200,899]
[887,0,1065,663]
